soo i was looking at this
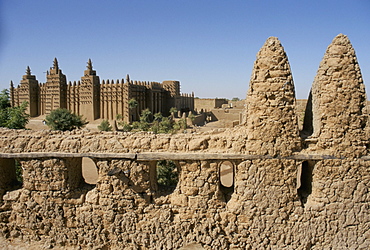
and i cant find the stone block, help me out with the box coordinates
[3,189,21,201]
[170,193,188,206]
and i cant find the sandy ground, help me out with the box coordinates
[26,116,224,133]
[82,157,98,184]
[25,116,102,131]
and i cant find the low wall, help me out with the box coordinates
[0,129,368,249]
[210,109,241,126]
[194,98,228,112]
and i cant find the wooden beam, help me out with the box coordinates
[0,152,354,161]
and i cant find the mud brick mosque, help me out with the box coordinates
[9,58,194,122]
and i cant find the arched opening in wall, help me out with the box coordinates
[156,160,179,195]
[219,161,234,203]
[0,159,22,200]
[297,160,315,206]
[82,157,98,184]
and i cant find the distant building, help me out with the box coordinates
[10,58,194,122]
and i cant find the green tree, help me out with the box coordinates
[0,89,11,109]
[5,102,30,129]
[151,115,174,134]
[128,98,138,109]
[45,108,87,131]
[0,108,8,127]
[98,120,112,131]
[140,109,152,123]
[153,112,163,122]
[128,98,139,121]
[188,113,195,125]
[131,121,141,130]
[120,122,132,132]
[173,118,187,131]
[159,117,173,133]
[231,97,240,102]
[169,107,177,119]
[157,160,179,186]
[0,90,29,129]
[151,112,163,134]
[0,89,11,127]
[151,121,160,134]
[137,108,151,131]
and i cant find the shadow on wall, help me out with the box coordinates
[301,91,313,139]
[297,160,315,206]
[0,159,22,201]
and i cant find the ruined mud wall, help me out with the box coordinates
[304,34,368,158]
[0,34,369,249]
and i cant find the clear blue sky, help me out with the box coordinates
[0,0,369,99]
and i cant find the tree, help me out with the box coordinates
[5,102,29,129]
[98,120,112,131]
[0,89,11,109]
[153,112,163,122]
[151,112,162,134]
[140,108,152,123]
[0,89,11,127]
[128,98,138,109]
[158,117,173,133]
[138,108,151,131]
[0,109,7,127]
[178,118,187,130]
[120,122,132,132]
[0,89,29,129]
[169,107,177,119]
[231,97,240,102]
[128,98,139,121]
[45,108,87,131]
[188,113,195,125]
[157,160,178,186]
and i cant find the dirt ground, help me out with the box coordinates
[82,157,98,184]
[26,116,226,133]
[25,116,102,131]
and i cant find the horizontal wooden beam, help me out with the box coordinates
[0,152,354,161]
[0,152,136,160]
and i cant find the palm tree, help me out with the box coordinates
[128,98,138,122]
[169,107,177,120]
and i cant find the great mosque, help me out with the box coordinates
[10,58,194,122]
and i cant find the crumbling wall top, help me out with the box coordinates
[243,37,301,157]
[304,34,368,157]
